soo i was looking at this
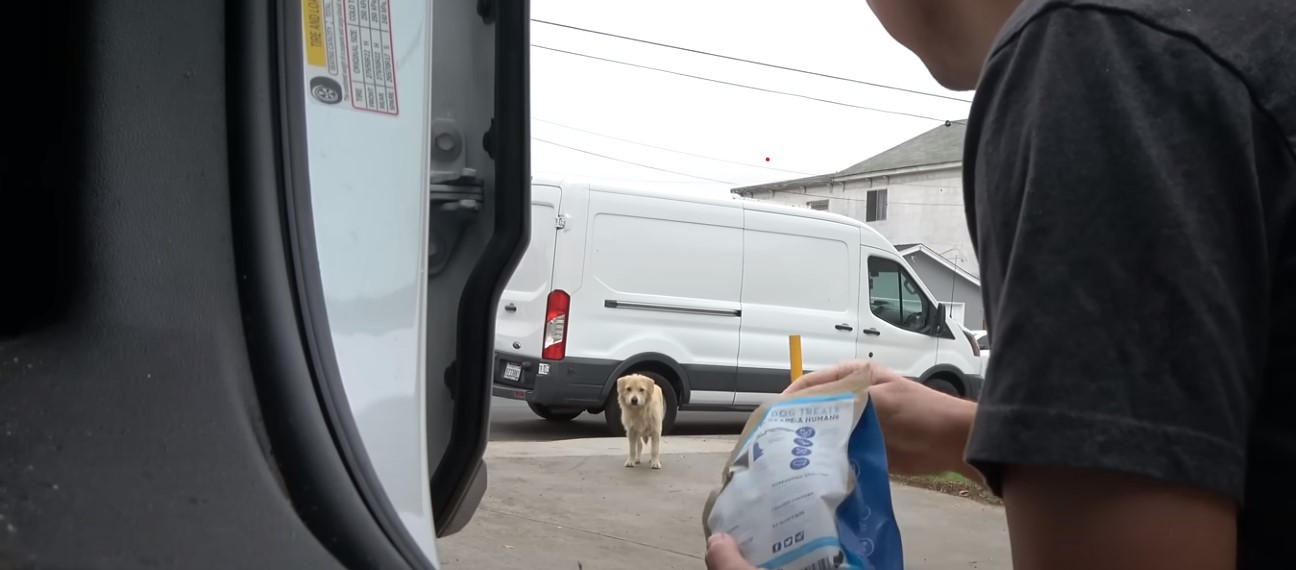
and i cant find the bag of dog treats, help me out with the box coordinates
[702,371,903,570]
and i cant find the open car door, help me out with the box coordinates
[0,0,528,568]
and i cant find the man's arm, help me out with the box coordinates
[1002,466,1237,570]
[965,7,1271,569]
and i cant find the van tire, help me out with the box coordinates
[924,377,961,397]
[527,402,582,422]
[603,370,679,437]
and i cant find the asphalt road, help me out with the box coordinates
[488,397,751,442]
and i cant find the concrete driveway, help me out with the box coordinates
[437,435,1010,569]
[487,396,751,442]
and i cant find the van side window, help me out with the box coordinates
[867,257,930,332]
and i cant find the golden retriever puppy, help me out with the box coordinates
[616,374,664,469]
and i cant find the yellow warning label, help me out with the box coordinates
[303,0,327,67]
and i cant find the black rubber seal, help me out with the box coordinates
[430,0,531,533]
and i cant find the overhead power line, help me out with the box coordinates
[534,118,816,176]
[533,137,739,185]
[538,172,727,184]
[532,19,973,104]
[532,44,954,124]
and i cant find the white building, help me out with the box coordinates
[732,122,986,328]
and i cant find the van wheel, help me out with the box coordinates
[924,377,961,397]
[603,371,679,437]
[527,402,582,422]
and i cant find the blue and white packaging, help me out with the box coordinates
[702,374,903,570]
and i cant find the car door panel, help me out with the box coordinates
[859,249,940,378]
[735,210,860,405]
[0,0,529,568]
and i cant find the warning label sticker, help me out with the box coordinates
[302,0,399,115]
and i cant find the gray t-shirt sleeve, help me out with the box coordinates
[963,6,1269,504]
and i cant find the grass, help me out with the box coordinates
[890,472,1002,506]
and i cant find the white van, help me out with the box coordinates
[493,178,984,434]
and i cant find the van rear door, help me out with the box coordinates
[495,184,562,359]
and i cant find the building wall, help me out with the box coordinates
[756,165,979,276]
[902,252,985,329]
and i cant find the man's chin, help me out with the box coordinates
[925,60,980,92]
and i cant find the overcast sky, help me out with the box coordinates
[529,0,974,198]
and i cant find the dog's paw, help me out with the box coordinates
[634,459,642,465]
[624,459,636,468]
[650,460,662,470]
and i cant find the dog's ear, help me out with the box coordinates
[616,376,626,391]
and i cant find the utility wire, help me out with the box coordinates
[537,171,727,184]
[533,137,739,185]
[534,141,965,198]
[532,44,954,123]
[532,19,973,104]
[534,118,816,176]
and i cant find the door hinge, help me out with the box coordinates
[554,216,567,229]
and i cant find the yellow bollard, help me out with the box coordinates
[789,334,803,383]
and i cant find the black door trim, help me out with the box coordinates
[604,299,742,317]
[430,0,532,536]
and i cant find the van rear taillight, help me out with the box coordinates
[542,290,570,360]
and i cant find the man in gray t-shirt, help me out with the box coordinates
[708,1,1296,569]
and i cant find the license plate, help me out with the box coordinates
[503,362,522,381]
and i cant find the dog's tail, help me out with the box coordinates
[642,435,650,444]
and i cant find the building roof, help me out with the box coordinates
[730,172,836,194]
[897,243,981,287]
[732,121,967,195]
[837,121,966,179]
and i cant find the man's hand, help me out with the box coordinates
[704,534,756,570]
[785,360,979,479]
[705,362,977,570]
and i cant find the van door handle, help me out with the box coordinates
[504,303,517,312]
[861,328,881,336]
[835,324,853,332]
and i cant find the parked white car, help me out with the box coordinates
[971,329,991,369]
[493,179,985,434]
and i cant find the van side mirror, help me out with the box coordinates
[935,303,959,339]
[927,303,948,336]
